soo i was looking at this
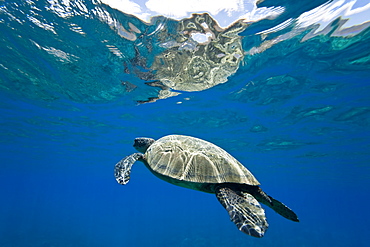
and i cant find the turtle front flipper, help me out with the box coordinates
[114,153,143,185]
[216,187,268,238]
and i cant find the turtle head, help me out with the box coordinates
[133,137,155,153]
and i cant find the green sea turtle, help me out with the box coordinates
[114,135,299,237]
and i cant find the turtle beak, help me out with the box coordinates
[133,137,155,153]
[133,138,146,153]
[133,138,141,148]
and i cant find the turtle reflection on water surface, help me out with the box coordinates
[132,13,248,103]
[114,135,299,237]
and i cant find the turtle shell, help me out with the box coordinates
[145,135,260,185]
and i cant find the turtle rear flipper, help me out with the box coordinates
[216,187,268,238]
[254,192,299,222]
[114,153,143,185]
[266,196,299,222]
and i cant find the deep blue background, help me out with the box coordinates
[1,0,370,246]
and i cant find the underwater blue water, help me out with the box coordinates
[1,0,370,246]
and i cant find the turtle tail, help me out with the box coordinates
[253,188,299,222]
